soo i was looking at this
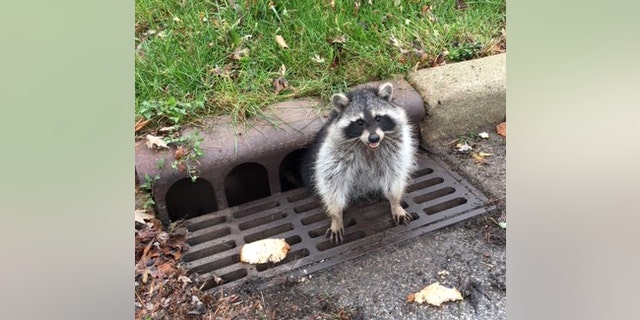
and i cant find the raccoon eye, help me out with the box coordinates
[374,116,381,122]
[356,119,364,126]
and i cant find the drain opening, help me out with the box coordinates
[256,248,311,272]
[183,240,236,262]
[244,223,294,243]
[294,201,322,213]
[424,197,468,215]
[413,187,456,204]
[191,253,240,274]
[308,218,357,238]
[201,269,247,291]
[411,167,434,178]
[280,149,307,192]
[165,178,217,222]
[225,163,271,207]
[238,212,288,230]
[187,216,227,233]
[287,190,313,202]
[406,177,445,193]
[233,201,280,219]
[317,230,367,251]
[301,212,327,225]
[187,227,231,246]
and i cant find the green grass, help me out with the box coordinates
[135,0,505,131]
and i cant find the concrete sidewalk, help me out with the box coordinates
[250,54,507,319]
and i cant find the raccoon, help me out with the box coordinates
[301,82,417,244]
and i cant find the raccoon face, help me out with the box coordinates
[331,83,400,150]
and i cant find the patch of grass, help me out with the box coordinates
[135,0,506,131]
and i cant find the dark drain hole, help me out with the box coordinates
[424,197,468,215]
[201,269,247,291]
[301,212,326,225]
[238,212,287,230]
[406,177,445,193]
[233,201,280,219]
[316,230,367,251]
[187,216,227,232]
[287,190,312,202]
[225,163,271,207]
[413,187,456,204]
[192,254,240,274]
[166,178,218,222]
[187,227,232,246]
[411,167,434,178]
[256,248,311,272]
[244,223,294,243]
[308,219,356,238]
[183,240,236,262]
[280,149,307,192]
[294,201,322,213]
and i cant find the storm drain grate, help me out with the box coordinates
[182,151,494,291]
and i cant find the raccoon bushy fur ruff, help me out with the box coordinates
[301,83,417,244]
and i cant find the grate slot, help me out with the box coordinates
[413,187,457,204]
[187,216,227,233]
[424,197,468,215]
[406,177,444,193]
[183,240,236,262]
[287,191,313,203]
[411,167,434,178]
[233,201,280,219]
[244,223,294,243]
[190,254,240,274]
[238,212,287,231]
[293,201,322,213]
[187,227,232,246]
[255,248,311,272]
[316,230,367,251]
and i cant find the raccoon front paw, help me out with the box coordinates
[392,209,413,225]
[325,226,345,244]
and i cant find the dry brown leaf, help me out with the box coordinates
[408,282,463,306]
[240,238,290,264]
[135,209,154,224]
[273,77,289,94]
[146,134,169,149]
[471,152,488,164]
[431,50,448,67]
[496,122,506,137]
[455,0,468,10]
[275,35,289,49]
[175,146,188,161]
[230,47,249,60]
[135,118,150,132]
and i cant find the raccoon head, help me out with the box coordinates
[331,83,402,150]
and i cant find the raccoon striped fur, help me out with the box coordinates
[301,83,417,244]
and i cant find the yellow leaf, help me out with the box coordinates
[275,35,289,49]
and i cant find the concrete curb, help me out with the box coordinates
[408,53,506,149]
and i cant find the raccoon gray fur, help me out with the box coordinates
[301,82,417,244]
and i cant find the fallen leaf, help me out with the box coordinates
[279,64,287,76]
[496,122,506,137]
[146,134,169,149]
[135,118,150,133]
[273,77,289,94]
[328,35,347,44]
[230,47,249,60]
[408,282,463,306]
[471,152,491,164]
[275,35,289,49]
[312,54,325,63]
[478,152,493,157]
[240,238,290,264]
[135,209,154,224]
[159,126,177,132]
[499,221,506,229]
[175,146,188,161]
[455,0,468,10]
[478,132,489,139]
[431,50,448,67]
[454,142,473,152]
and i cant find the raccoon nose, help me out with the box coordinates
[368,133,380,143]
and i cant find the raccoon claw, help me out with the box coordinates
[325,227,344,245]
[393,213,413,225]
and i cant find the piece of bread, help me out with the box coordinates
[240,238,290,264]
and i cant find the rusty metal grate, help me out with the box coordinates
[182,151,494,291]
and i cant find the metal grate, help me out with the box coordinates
[182,151,494,291]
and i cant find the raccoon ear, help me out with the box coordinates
[377,82,393,101]
[331,93,350,111]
